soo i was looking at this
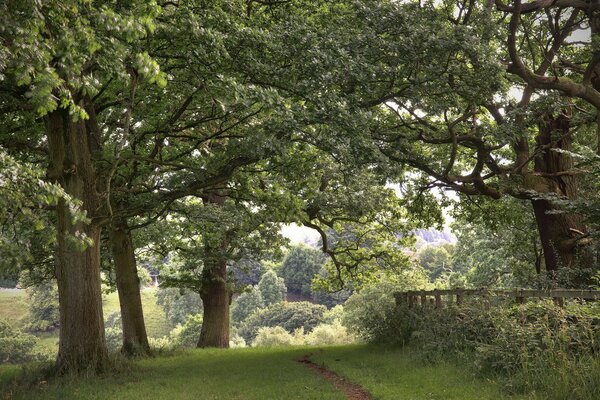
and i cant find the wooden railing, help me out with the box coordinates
[394,288,600,309]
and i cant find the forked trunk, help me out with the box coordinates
[109,218,150,355]
[47,106,108,375]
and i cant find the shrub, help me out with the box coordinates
[169,314,203,348]
[156,287,202,327]
[105,326,123,353]
[322,305,344,324]
[137,267,152,287]
[149,336,175,353]
[229,331,247,348]
[252,326,299,347]
[343,282,406,343]
[305,320,355,346]
[368,294,600,399]
[0,320,46,363]
[238,301,326,343]
[104,311,122,329]
[24,282,59,332]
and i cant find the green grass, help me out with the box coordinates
[3,348,345,400]
[310,345,529,400]
[103,288,171,338]
[0,287,171,359]
[1,345,532,400]
[0,289,28,328]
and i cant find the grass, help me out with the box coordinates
[0,289,28,329]
[2,348,345,400]
[0,287,172,359]
[103,288,172,338]
[1,345,531,400]
[310,345,529,400]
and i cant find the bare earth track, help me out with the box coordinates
[298,354,372,400]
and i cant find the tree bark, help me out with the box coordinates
[197,192,231,348]
[109,218,150,356]
[529,113,588,274]
[197,259,231,348]
[47,106,108,375]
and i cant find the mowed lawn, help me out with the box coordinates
[1,345,531,400]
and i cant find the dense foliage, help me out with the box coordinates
[238,301,327,343]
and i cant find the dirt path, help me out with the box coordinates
[298,354,372,400]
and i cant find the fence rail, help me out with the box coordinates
[394,288,600,309]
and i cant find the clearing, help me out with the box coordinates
[1,345,528,400]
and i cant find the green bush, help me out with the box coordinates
[305,320,355,346]
[343,282,409,344]
[156,287,202,327]
[368,295,600,399]
[104,311,121,329]
[252,326,300,347]
[169,314,203,348]
[24,282,59,332]
[105,326,123,353]
[238,301,326,343]
[0,320,46,363]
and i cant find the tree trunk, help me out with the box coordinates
[197,259,231,348]
[197,192,231,348]
[47,106,108,375]
[109,218,150,356]
[529,113,588,274]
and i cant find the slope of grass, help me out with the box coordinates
[103,288,171,338]
[310,345,529,400]
[0,289,28,328]
[1,345,532,400]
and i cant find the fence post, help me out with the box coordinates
[553,297,564,307]
[516,296,524,304]
[435,294,442,309]
[456,292,463,306]
[421,294,427,307]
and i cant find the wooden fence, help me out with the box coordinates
[394,289,600,309]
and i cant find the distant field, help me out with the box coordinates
[0,287,172,357]
[0,345,531,400]
[0,289,28,328]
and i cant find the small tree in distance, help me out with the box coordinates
[258,270,287,307]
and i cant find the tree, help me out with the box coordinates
[237,301,327,343]
[279,246,326,298]
[244,0,599,280]
[0,0,163,373]
[417,245,454,282]
[155,287,203,327]
[257,270,287,307]
[231,289,264,326]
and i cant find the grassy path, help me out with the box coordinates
[1,345,530,400]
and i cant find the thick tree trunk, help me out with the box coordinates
[197,192,231,348]
[529,113,588,274]
[197,259,231,348]
[109,219,150,356]
[47,106,108,375]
